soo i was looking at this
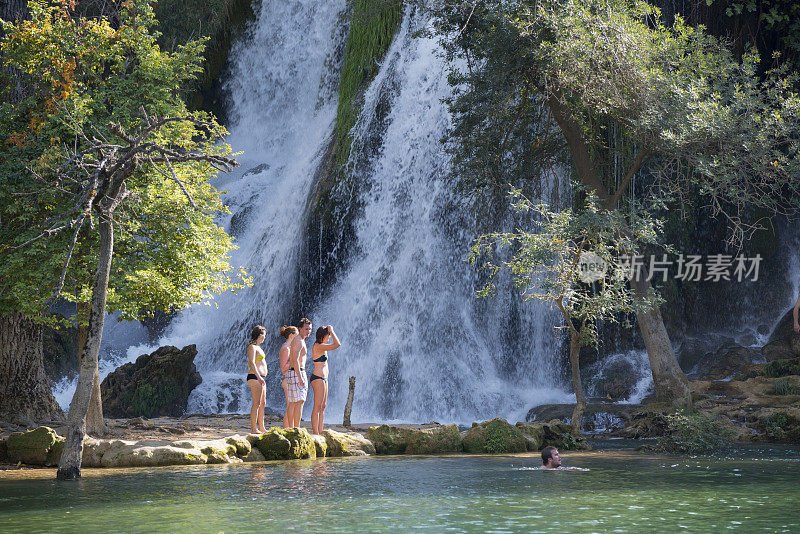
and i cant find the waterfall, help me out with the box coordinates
[309,7,568,423]
[153,0,349,413]
[141,3,571,423]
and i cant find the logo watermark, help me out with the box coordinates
[578,254,762,283]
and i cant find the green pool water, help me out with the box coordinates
[1,443,798,533]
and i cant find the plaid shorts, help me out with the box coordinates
[285,369,308,403]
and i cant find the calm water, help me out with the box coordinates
[1,444,799,533]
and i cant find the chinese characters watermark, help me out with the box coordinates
[579,253,762,283]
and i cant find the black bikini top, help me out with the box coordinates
[313,352,328,363]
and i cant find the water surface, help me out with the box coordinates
[1,446,798,533]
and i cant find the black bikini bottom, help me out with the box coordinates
[309,374,327,382]
[246,373,259,381]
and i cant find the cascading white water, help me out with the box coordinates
[309,7,569,423]
[150,0,349,413]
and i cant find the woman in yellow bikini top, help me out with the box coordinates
[246,325,268,434]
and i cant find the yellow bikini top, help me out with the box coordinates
[247,342,265,370]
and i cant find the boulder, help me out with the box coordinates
[6,426,64,466]
[0,437,8,462]
[311,434,328,457]
[365,425,460,455]
[514,423,544,451]
[461,419,529,454]
[244,446,266,462]
[324,429,376,456]
[100,345,202,418]
[225,435,252,458]
[365,425,406,454]
[619,410,671,438]
[535,419,591,450]
[249,427,316,460]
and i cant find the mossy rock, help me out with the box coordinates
[537,419,591,451]
[0,438,8,462]
[7,426,64,465]
[324,429,376,457]
[251,427,316,460]
[226,435,251,458]
[365,425,407,454]
[404,425,461,455]
[243,446,266,462]
[515,422,544,451]
[311,434,328,457]
[461,419,529,454]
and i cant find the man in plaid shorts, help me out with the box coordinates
[286,318,312,428]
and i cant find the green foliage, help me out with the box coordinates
[0,0,250,323]
[763,359,800,378]
[335,0,403,171]
[469,188,667,346]
[760,412,790,440]
[772,377,800,395]
[655,411,733,454]
[432,0,800,244]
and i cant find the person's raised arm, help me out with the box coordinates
[247,344,265,384]
[793,295,800,333]
[326,325,341,350]
[290,335,305,387]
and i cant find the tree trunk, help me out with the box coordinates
[343,376,355,427]
[57,211,115,480]
[546,87,691,409]
[0,0,28,22]
[630,271,692,408]
[0,312,65,424]
[568,329,586,433]
[76,302,105,436]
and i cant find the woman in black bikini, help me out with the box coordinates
[310,325,341,435]
[246,325,268,434]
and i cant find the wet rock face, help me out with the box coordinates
[100,345,202,418]
[586,360,639,401]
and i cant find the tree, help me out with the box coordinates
[0,0,249,478]
[433,0,800,407]
[471,189,666,429]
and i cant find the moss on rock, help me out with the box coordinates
[515,422,544,451]
[324,429,376,456]
[311,434,328,457]
[462,419,529,454]
[226,435,251,458]
[250,427,316,460]
[536,419,591,451]
[365,424,407,454]
[6,426,63,465]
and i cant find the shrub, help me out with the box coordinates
[763,359,800,378]
[773,377,800,395]
[654,411,733,454]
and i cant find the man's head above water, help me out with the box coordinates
[541,446,561,469]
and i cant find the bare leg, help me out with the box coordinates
[247,379,263,433]
[293,401,304,429]
[311,379,323,434]
[319,380,328,434]
[258,386,267,433]
[282,378,290,428]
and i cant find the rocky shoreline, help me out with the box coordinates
[0,417,588,473]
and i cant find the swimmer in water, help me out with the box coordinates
[540,446,562,469]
